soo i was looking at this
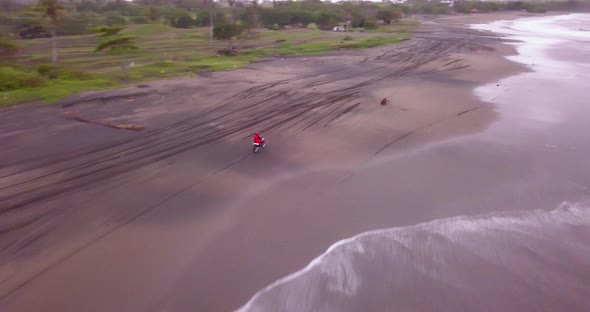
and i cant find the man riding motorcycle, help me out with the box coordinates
[253,132,266,153]
[254,132,264,145]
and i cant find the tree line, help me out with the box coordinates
[0,0,578,40]
[0,0,578,81]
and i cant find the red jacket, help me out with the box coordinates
[254,134,263,144]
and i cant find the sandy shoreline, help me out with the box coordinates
[0,13,543,312]
[237,13,590,311]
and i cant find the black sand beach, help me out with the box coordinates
[1,12,589,312]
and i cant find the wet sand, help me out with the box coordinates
[1,12,584,312]
[239,13,590,311]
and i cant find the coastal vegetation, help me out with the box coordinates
[0,0,577,105]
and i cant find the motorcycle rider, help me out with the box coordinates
[253,132,264,145]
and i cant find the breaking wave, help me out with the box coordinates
[238,201,590,312]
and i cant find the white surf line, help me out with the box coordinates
[236,200,590,311]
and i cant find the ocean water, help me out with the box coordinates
[474,14,590,148]
[239,202,590,312]
[237,15,590,312]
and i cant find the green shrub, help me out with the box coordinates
[58,68,95,80]
[36,63,52,76]
[0,67,46,91]
[213,24,244,40]
[316,12,338,29]
[167,11,195,28]
[36,64,94,80]
[131,16,148,24]
[268,24,279,31]
[152,60,176,68]
[0,38,18,59]
[104,14,127,26]
[57,15,93,36]
[306,23,318,30]
[343,35,353,41]
[363,19,378,30]
[95,35,138,52]
[90,25,125,37]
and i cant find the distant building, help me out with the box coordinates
[415,0,454,7]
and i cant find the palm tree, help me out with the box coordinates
[251,0,259,29]
[35,0,65,77]
[203,0,215,50]
[228,0,236,23]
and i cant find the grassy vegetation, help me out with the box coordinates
[2,21,418,106]
[366,19,421,34]
[124,24,177,36]
[0,0,570,107]
[1,79,117,106]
